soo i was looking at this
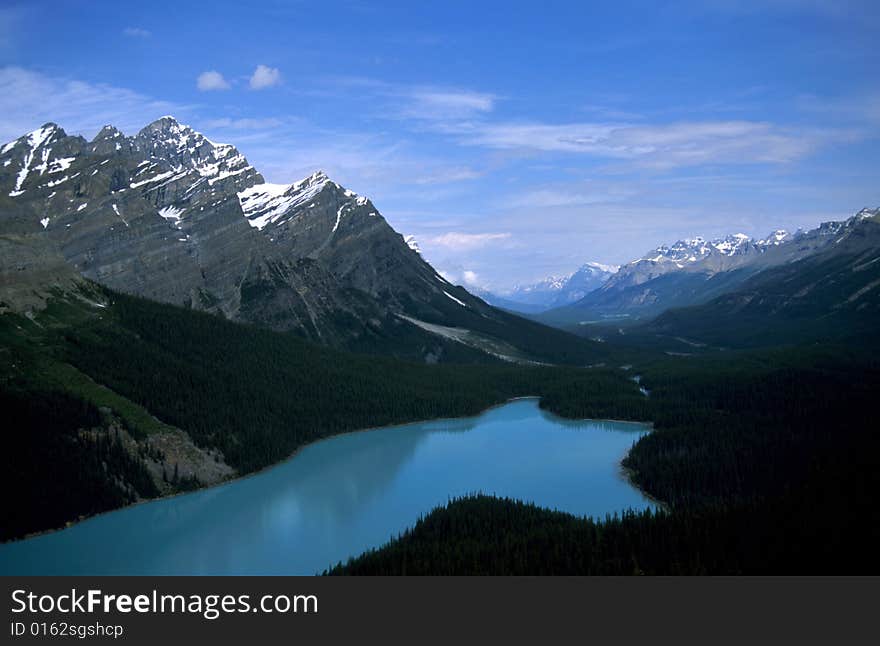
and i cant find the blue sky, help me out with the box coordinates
[1,0,878,289]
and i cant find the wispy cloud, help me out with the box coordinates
[318,78,497,122]
[122,27,151,38]
[0,66,187,142]
[196,70,231,91]
[307,77,851,171]
[456,120,827,168]
[249,65,281,90]
[423,232,512,251]
[399,89,496,120]
[507,187,634,209]
[204,117,284,130]
[412,166,483,185]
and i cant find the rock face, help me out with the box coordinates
[0,117,550,360]
[539,208,880,325]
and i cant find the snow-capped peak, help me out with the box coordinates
[581,261,620,274]
[711,233,752,255]
[92,125,124,141]
[128,116,256,190]
[644,237,712,264]
[4,123,65,197]
[757,229,791,246]
[1,123,60,155]
[511,274,570,294]
[638,231,761,266]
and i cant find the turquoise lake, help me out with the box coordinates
[0,398,653,575]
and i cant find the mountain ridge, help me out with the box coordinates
[538,207,879,327]
[643,210,880,348]
[0,117,605,366]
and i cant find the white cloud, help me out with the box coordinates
[462,270,481,286]
[424,232,512,250]
[413,166,483,185]
[320,79,835,169]
[122,27,151,38]
[401,89,496,120]
[436,268,487,289]
[0,66,186,143]
[197,70,230,91]
[249,65,281,90]
[508,188,633,209]
[320,78,496,122]
[458,120,822,168]
[204,117,284,130]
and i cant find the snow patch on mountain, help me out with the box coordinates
[237,171,331,230]
[404,235,421,254]
[158,205,185,228]
[443,290,467,307]
[7,124,60,197]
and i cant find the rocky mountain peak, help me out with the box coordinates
[1,123,63,155]
[124,116,260,195]
[855,207,879,221]
[91,125,124,142]
[308,169,330,183]
[37,122,63,140]
[139,115,186,135]
[2,123,77,199]
[757,230,791,247]
[136,116,209,156]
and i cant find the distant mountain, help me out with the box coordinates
[480,262,618,314]
[646,209,880,347]
[0,118,605,365]
[539,210,877,327]
[557,262,620,305]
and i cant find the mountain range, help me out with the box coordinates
[537,208,880,328]
[0,117,604,366]
[646,210,880,348]
[478,262,618,314]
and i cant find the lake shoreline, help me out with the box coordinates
[618,460,670,513]
[3,395,657,547]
